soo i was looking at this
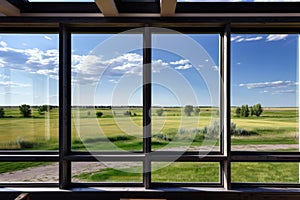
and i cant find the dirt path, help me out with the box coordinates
[0,144,298,182]
[0,162,140,182]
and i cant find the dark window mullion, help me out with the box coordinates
[59,23,72,190]
[143,25,152,189]
[220,24,231,190]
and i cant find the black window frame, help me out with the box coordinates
[0,18,298,191]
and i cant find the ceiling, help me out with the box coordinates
[0,0,299,17]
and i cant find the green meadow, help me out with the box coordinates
[0,106,298,183]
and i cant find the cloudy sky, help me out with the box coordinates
[0,32,298,107]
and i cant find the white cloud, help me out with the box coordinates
[266,34,288,42]
[0,42,59,79]
[0,74,8,79]
[231,35,242,41]
[0,41,7,47]
[170,59,190,65]
[212,65,219,71]
[152,59,169,73]
[44,36,52,40]
[109,79,119,84]
[0,81,31,87]
[239,80,297,89]
[272,89,296,95]
[175,64,192,70]
[232,35,263,43]
[73,53,143,85]
[0,91,19,95]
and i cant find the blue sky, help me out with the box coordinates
[0,32,298,107]
[231,34,298,107]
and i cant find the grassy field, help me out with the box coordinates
[73,162,298,183]
[0,106,298,183]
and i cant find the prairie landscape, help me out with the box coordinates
[0,106,298,183]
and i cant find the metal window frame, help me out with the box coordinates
[0,18,299,190]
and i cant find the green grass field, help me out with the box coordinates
[73,162,298,183]
[0,106,299,183]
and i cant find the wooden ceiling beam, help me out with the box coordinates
[160,0,177,17]
[0,0,20,16]
[94,0,119,17]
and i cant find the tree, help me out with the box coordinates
[156,108,164,116]
[184,105,194,116]
[252,103,263,117]
[194,107,200,115]
[249,106,254,116]
[38,105,51,114]
[0,107,4,118]
[96,111,103,118]
[240,104,249,117]
[19,104,32,118]
[235,107,241,117]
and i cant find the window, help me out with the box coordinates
[151,33,220,152]
[0,33,59,185]
[71,33,143,152]
[231,34,299,152]
[0,24,299,190]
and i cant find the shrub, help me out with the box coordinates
[194,107,200,115]
[18,140,35,149]
[156,108,164,116]
[201,120,255,137]
[0,107,4,118]
[124,111,131,116]
[96,111,103,118]
[205,119,219,139]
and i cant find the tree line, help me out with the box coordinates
[235,103,263,117]
[156,105,201,116]
[0,104,53,118]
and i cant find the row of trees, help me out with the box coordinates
[156,105,200,116]
[235,103,263,117]
[0,104,53,118]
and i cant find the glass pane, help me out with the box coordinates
[0,34,59,150]
[152,162,220,183]
[0,162,58,182]
[231,34,299,151]
[71,33,143,151]
[152,32,220,152]
[72,162,142,183]
[232,162,299,183]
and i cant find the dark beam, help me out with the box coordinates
[176,2,300,13]
[20,2,100,13]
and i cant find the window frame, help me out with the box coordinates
[0,19,298,190]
